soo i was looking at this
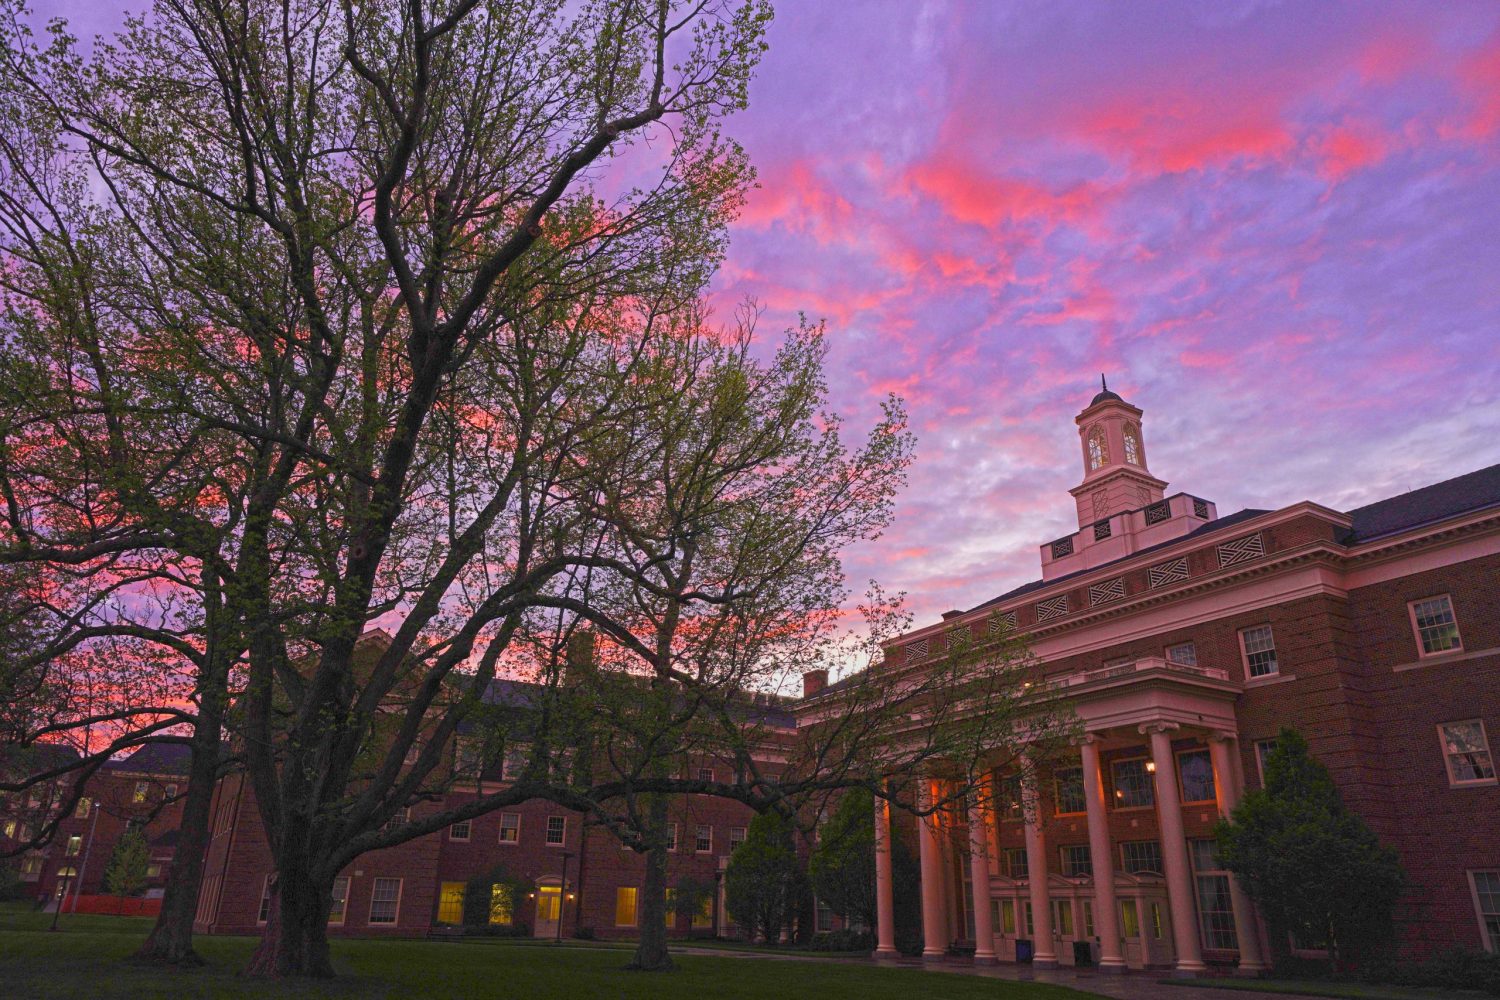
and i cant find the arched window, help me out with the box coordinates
[1087,427,1109,470]
[1123,425,1141,466]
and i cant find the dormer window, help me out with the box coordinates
[1087,427,1109,470]
[1123,425,1141,465]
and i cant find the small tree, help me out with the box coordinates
[670,876,716,934]
[461,865,535,935]
[724,811,807,945]
[1216,729,1404,969]
[103,826,151,899]
[808,791,876,932]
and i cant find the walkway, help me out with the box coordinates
[680,946,1334,1000]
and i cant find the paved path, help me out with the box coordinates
[679,947,1334,1000]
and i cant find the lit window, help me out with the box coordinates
[1177,749,1216,803]
[729,827,746,853]
[692,894,714,929]
[329,876,350,926]
[133,782,149,804]
[146,864,161,878]
[1123,426,1141,466]
[1060,844,1092,878]
[1004,847,1029,880]
[1239,625,1279,679]
[546,816,567,846]
[1151,901,1164,939]
[1087,427,1109,470]
[65,836,81,857]
[450,820,471,841]
[1111,758,1154,809]
[1054,899,1074,936]
[1120,840,1163,875]
[1440,721,1496,786]
[2,820,13,838]
[1121,900,1140,937]
[257,875,273,924]
[20,855,43,876]
[1000,898,1016,934]
[1190,839,1238,951]
[1165,642,1197,666]
[368,877,401,925]
[1410,596,1462,656]
[437,882,465,925]
[666,823,678,852]
[489,884,513,925]
[1471,871,1500,953]
[695,825,712,853]
[1053,768,1085,815]
[498,813,520,844]
[615,887,638,927]
[73,798,91,819]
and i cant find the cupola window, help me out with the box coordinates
[1123,425,1141,465]
[1087,427,1109,470]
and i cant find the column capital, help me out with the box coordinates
[1073,731,1107,746]
[1138,721,1180,736]
[1207,729,1238,745]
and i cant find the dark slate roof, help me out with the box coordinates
[1344,464,1500,542]
[0,743,80,773]
[1090,388,1123,406]
[105,742,195,776]
[474,676,795,729]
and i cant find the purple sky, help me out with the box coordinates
[39,1,1500,633]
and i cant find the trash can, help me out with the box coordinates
[1015,938,1034,963]
[1073,940,1094,967]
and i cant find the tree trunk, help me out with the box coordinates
[135,658,229,966]
[628,795,674,972]
[243,849,336,978]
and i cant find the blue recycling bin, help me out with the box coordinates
[1015,938,1034,963]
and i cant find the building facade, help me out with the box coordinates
[842,386,1500,972]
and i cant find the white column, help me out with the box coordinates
[967,777,997,964]
[874,791,899,958]
[1080,735,1126,972]
[1020,755,1058,968]
[1143,722,1207,975]
[917,777,947,959]
[1209,732,1267,974]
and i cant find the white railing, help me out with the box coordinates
[1050,656,1229,689]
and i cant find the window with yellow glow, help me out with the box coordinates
[1087,427,1108,470]
[1121,899,1140,937]
[489,884,513,925]
[437,882,465,924]
[692,895,713,929]
[615,886,638,927]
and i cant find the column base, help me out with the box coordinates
[972,954,999,966]
[1235,963,1269,977]
[1031,957,1059,970]
[921,950,947,962]
[1169,962,1208,979]
[1095,960,1128,974]
[872,947,900,960]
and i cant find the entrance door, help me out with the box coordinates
[534,886,562,938]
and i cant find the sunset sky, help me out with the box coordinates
[42,1,1500,635]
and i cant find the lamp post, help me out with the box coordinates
[556,851,573,943]
[49,867,75,932]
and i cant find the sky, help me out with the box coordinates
[36,1,1500,636]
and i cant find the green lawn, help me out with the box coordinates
[1160,976,1489,1000]
[0,905,1096,1000]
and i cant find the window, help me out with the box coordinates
[133,782,149,804]
[1165,642,1197,666]
[1053,768,1086,815]
[1004,847,1028,880]
[1120,840,1163,875]
[20,855,43,877]
[329,876,350,926]
[546,816,567,846]
[165,784,178,799]
[1471,871,1500,953]
[73,798,91,819]
[1024,900,1034,936]
[1254,739,1278,785]
[2,819,14,838]
[615,887,638,927]
[1177,749,1216,803]
[1121,899,1139,937]
[502,746,528,780]
[438,882,466,924]
[1054,899,1074,936]
[666,823,678,851]
[1082,899,1095,938]
[1239,625,1278,678]
[257,875,273,924]
[695,825,712,853]
[1191,839,1238,951]
[65,836,81,857]
[1410,595,1462,656]
[1123,426,1141,466]
[146,864,162,878]
[498,813,520,844]
[381,806,410,832]
[489,884,514,925]
[450,820,471,841]
[997,774,1023,819]
[729,827,746,853]
[698,767,715,783]
[1087,426,1109,470]
[1111,758,1154,808]
[1440,721,1497,786]
[692,894,713,929]
[1060,844,1092,878]
[1150,901,1164,939]
[1000,898,1016,934]
[369,877,402,925]
[816,898,834,933]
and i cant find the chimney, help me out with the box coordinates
[941,609,964,620]
[801,669,828,698]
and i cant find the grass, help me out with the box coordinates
[1159,976,1488,999]
[0,904,1097,1000]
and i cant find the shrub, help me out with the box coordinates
[573,925,596,941]
[806,929,871,952]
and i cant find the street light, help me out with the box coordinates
[49,867,76,932]
[556,851,574,943]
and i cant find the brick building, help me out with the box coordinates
[837,385,1500,972]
